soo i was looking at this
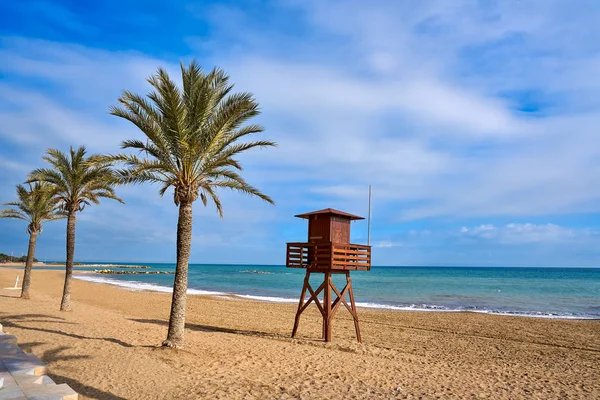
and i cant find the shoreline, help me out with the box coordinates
[3,265,597,319]
[74,272,598,320]
[1,268,599,399]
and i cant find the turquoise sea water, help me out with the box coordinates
[73,264,600,319]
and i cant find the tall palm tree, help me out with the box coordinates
[103,60,275,348]
[0,182,64,299]
[29,146,123,311]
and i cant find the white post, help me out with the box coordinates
[367,185,372,246]
[14,276,19,289]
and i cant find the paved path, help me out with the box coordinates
[0,323,78,400]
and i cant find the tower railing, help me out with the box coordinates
[286,242,371,271]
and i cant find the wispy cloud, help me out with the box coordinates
[458,223,596,244]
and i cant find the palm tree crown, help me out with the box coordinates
[0,182,63,234]
[30,146,123,212]
[105,60,275,212]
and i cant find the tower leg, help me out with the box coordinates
[346,271,362,343]
[292,270,361,343]
[323,272,332,342]
[292,270,310,338]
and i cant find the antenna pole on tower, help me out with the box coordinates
[367,185,372,246]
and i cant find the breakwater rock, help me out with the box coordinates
[93,269,174,275]
[86,264,150,268]
[46,263,150,268]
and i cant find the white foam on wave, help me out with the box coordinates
[465,309,597,320]
[239,270,273,275]
[235,294,297,303]
[356,302,454,312]
[356,302,598,319]
[74,275,224,296]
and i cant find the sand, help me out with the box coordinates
[0,268,598,399]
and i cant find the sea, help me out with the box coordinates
[71,264,600,320]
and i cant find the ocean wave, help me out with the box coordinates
[74,275,224,296]
[356,302,451,311]
[236,294,297,303]
[239,270,272,275]
[73,275,599,320]
[355,302,599,319]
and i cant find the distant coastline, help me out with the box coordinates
[0,262,149,269]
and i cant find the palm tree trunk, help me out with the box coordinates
[163,201,193,348]
[20,231,37,299]
[60,210,76,311]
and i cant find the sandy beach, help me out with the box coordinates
[0,268,599,399]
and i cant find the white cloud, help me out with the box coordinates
[457,223,595,244]
[0,155,33,174]
[225,58,527,139]
[374,240,399,248]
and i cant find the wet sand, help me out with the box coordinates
[1,268,599,399]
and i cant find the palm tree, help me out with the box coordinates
[103,60,275,348]
[0,182,63,299]
[29,146,123,311]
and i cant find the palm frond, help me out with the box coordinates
[32,146,124,213]
[0,180,65,233]
[210,178,274,205]
[0,210,28,221]
[202,185,224,217]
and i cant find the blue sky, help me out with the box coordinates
[1,0,600,266]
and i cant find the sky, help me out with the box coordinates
[1,0,600,266]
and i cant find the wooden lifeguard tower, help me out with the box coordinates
[286,208,371,342]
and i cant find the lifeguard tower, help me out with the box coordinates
[286,208,371,342]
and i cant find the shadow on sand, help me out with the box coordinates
[0,312,67,320]
[48,373,128,400]
[1,313,149,349]
[129,318,293,341]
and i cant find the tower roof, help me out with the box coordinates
[294,208,364,220]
